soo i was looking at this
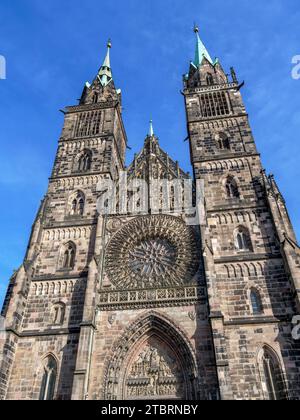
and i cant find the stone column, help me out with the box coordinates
[210,314,234,400]
[71,259,98,400]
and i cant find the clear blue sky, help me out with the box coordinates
[0,0,299,308]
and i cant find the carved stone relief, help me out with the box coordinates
[125,340,184,400]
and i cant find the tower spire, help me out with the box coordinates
[149,119,154,137]
[193,24,213,67]
[98,39,113,87]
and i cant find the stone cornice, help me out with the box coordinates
[187,112,249,125]
[193,152,260,164]
[18,327,81,337]
[214,253,282,264]
[32,272,88,282]
[43,219,97,230]
[184,82,238,95]
[223,315,291,327]
[65,101,119,113]
[207,203,266,213]
[49,171,113,182]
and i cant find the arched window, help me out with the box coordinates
[52,303,66,325]
[218,133,230,150]
[250,289,263,315]
[170,185,175,211]
[225,177,240,199]
[236,227,253,251]
[92,92,98,104]
[70,191,85,216]
[62,242,76,270]
[206,73,214,86]
[39,356,57,401]
[259,347,287,400]
[77,150,92,172]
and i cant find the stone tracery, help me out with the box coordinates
[105,215,199,289]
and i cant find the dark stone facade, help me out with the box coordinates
[0,36,300,400]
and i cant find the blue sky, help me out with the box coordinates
[0,0,299,308]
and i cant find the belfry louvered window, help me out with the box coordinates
[74,110,102,138]
[199,92,230,118]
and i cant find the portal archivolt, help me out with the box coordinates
[103,313,198,400]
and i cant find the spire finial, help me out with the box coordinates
[149,119,154,137]
[192,24,213,67]
[98,39,113,87]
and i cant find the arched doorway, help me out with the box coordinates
[103,313,198,400]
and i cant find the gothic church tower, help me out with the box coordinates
[183,26,300,400]
[0,29,300,401]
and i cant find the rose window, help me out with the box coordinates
[105,215,199,289]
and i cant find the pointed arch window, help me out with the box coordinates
[225,177,240,199]
[250,289,263,315]
[259,347,287,400]
[70,191,85,216]
[62,242,76,270]
[236,227,253,252]
[206,73,214,86]
[77,150,92,172]
[39,356,57,401]
[92,92,98,104]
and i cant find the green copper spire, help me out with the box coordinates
[193,25,213,67]
[149,119,154,137]
[98,39,113,87]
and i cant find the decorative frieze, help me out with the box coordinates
[31,279,84,297]
[43,226,92,242]
[98,286,204,310]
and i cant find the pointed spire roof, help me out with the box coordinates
[98,39,113,87]
[192,25,213,67]
[149,119,154,137]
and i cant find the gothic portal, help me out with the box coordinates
[1,27,300,401]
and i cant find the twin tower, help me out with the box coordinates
[1,28,300,400]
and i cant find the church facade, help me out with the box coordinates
[1,28,300,401]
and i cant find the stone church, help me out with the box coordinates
[1,27,300,401]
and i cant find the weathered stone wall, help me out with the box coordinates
[6,333,79,400]
[185,61,300,400]
[0,84,126,400]
[87,305,218,400]
[1,45,299,401]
